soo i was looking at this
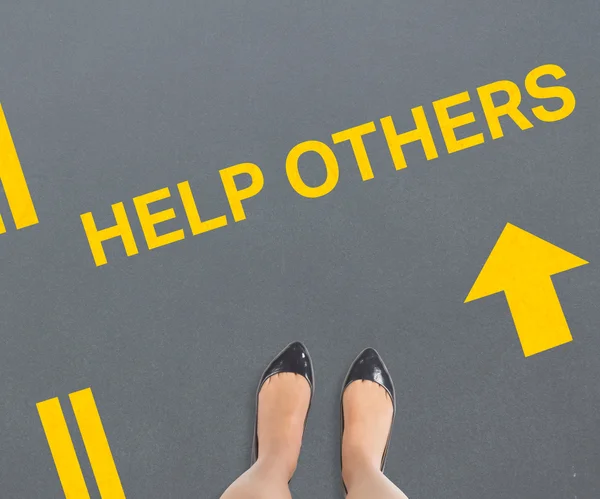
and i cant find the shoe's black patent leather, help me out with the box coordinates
[251,341,314,467]
[340,348,396,494]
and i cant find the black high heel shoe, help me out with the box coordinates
[340,348,396,494]
[251,341,315,471]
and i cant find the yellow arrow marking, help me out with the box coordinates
[465,223,588,357]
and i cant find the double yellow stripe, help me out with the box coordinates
[36,388,126,499]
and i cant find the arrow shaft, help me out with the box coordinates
[504,277,572,357]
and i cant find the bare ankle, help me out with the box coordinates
[256,454,297,481]
[342,451,380,491]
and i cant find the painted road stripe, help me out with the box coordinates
[69,388,126,499]
[36,397,91,499]
[37,388,126,498]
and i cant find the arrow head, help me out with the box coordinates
[465,223,588,302]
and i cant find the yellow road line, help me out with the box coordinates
[36,397,91,499]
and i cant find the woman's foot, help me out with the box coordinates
[341,380,394,487]
[340,348,395,491]
[256,372,311,481]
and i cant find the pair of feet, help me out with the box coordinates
[255,344,394,489]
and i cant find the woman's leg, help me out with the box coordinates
[345,465,409,499]
[220,459,292,499]
[342,380,409,499]
[220,373,311,499]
